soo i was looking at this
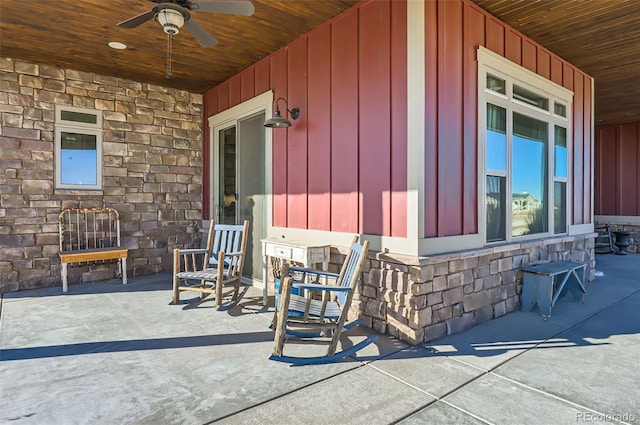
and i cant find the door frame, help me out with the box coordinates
[208,90,273,287]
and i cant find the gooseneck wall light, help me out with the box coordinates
[264,97,300,128]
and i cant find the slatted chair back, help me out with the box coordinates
[207,223,248,277]
[333,241,365,306]
[172,220,249,308]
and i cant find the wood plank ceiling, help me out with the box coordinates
[471,0,640,126]
[1,0,638,126]
[0,0,359,93]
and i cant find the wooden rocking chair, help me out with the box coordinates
[172,220,249,308]
[270,236,378,365]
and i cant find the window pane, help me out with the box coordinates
[554,126,567,178]
[486,104,507,171]
[554,102,567,117]
[486,74,506,94]
[513,84,549,111]
[60,132,97,185]
[554,181,567,234]
[218,127,237,225]
[512,112,547,236]
[486,175,506,242]
[61,110,98,125]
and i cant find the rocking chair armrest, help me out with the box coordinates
[208,251,243,265]
[288,267,340,280]
[291,282,350,292]
[176,248,208,255]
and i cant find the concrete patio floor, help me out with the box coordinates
[1,253,639,425]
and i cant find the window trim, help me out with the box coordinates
[55,105,103,190]
[477,46,573,244]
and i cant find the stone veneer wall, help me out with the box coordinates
[0,58,204,292]
[595,220,640,254]
[346,234,596,345]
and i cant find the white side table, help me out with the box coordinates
[261,238,330,306]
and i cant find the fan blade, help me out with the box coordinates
[189,1,255,16]
[184,19,218,47]
[117,10,155,28]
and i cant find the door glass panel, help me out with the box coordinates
[237,113,266,282]
[218,127,237,225]
[512,112,548,236]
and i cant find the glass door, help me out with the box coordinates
[215,112,266,283]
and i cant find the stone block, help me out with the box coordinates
[474,305,493,324]
[493,301,507,318]
[410,282,433,295]
[409,264,433,283]
[408,306,432,328]
[498,257,513,271]
[434,306,452,322]
[433,261,448,276]
[446,272,462,288]
[442,287,463,306]
[423,322,447,342]
[15,61,38,75]
[483,273,501,289]
[427,291,442,306]
[365,299,386,319]
[21,179,52,194]
[446,312,474,335]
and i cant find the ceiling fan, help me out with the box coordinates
[118,0,254,77]
[117,0,255,48]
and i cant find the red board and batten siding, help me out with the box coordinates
[203,0,408,237]
[203,0,593,239]
[423,1,594,238]
[595,123,640,216]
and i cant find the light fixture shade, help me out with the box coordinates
[264,99,299,128]
[264,109,292,128]
[157,9,184,35]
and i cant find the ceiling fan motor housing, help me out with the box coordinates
[155,6,186,35]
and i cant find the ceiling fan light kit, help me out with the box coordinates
[156,8,185,35]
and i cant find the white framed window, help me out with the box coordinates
[55,105,103,190]
[478,47,573,243]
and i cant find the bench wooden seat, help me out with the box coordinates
[58,207,128,292]
[521,260,586,317]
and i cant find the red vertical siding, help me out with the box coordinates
[582,76,592,222]
[486,18,504,55]
[522,40,537,72]
[573,72,584,224]
[240,68,255,103]
[390,0,408,237]
[550,56,563,86]
[537,50,551,80]
[505,30,521,64]
[619,124,638,215]
[331,10,359,233]
[595,126,618,215]
[270,50,288,227]
[437,0,464,236]
[286,38,309,229]
[424,0,439,238]
[307,26,332,230]
[463,5,485,235]
[254,59,270,95]
[217,81,229,111]
[594,122,640,217]
[425,0,594,238]
[359,0,391,235]
[228,75,241,107]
